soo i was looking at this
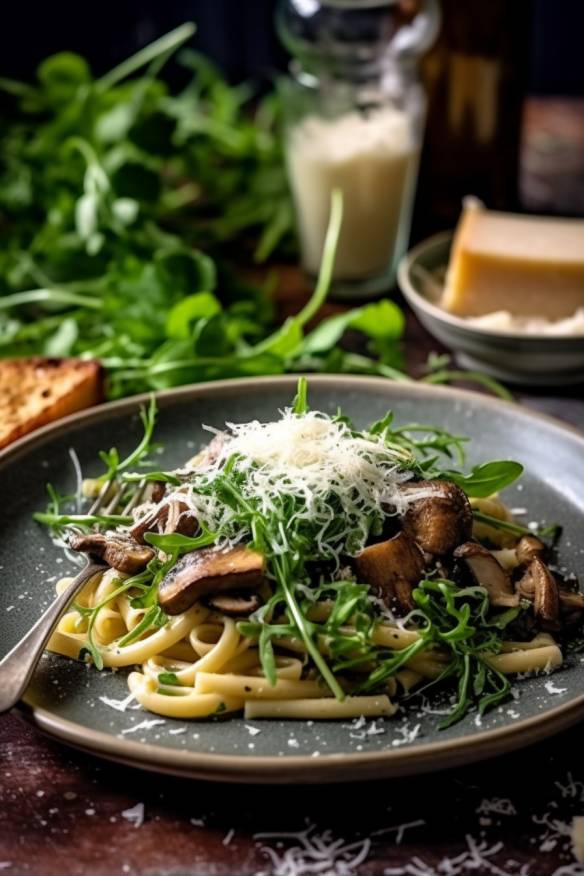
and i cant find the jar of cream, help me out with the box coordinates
[277,0,440,298]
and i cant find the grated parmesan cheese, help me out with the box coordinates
[99,692,137,713]
[121,718,165,735]
[476,798,517,818]
[254,824,371,876]
[121,803,144,828]
[175,409,415,564]
[545,681,568,695]
[346,717,387,741]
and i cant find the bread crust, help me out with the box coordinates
[0,357,104,449]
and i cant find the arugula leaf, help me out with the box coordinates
[291,376,309,414]
[98,395,158,481]
[116,605,167,647]
[33,512,132,528]
[250,188,343,361]
[401,578,519,727]
[79,644,104,672]
[158,672,180,686]
[143,530,217,553]
[165,292,221,339]
[472,510,561,541]
[443,460,523,498]
[301,299,404,355]
[78,575,144,670]
[122,471,181,486]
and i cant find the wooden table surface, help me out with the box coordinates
[1,277,584,876]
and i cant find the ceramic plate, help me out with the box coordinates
[398,233,584,386]
[2,376,584,783]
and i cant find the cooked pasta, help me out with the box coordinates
[46,568,569,721]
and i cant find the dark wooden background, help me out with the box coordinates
[1,277,583,876]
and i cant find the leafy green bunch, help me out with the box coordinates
[0,25,413,399]
[0,25,514,402]
[0,24,286,384]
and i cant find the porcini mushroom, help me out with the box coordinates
[130,498,196,544]
[454,542,519,607]
[518,557,561,630]
[353,532,426,613]
[399,480,473,555]
[158,545,265,615]
[69,533,154,574]
[206,592,263,617]
[516,534,546,566]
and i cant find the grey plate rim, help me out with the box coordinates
[4,374,584,784]
[397,231,584,348]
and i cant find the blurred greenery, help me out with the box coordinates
[0,25,411,398]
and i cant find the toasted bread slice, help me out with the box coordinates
[0,357,104,450]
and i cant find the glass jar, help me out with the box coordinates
[277,0,440,298]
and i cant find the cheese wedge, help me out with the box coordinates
[442,202,584,319]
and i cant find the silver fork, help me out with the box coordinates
[0,478,146,714]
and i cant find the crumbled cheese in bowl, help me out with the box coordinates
[465,307,584,336]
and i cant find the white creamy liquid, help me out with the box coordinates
[286,108,419,280]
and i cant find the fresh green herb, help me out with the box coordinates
[422,355,513,402]
[35,396,163,532]
[75,575,143,669]
[158,672,180,686]
[143,529,217,553]
[291,375,308,415]
[473,510,561,541]
[32,512,133,528]
[0,27,512,402]
[367,413,469,474]
[116,604,167,647]
[375,579,518,727]
[37,484,77,537]
[121,471,182,486]
[129,555,176,610]
[98,395,158,480]
[443,460,523,498]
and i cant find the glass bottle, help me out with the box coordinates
[277,0,440,298]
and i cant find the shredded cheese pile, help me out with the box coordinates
[180,409,414,560]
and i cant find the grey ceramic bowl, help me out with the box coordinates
[398,232,584,386]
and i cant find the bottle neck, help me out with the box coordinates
[289,56,419,104]
[278,0,440,90]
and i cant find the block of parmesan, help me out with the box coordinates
[0,357,104,450]
[442,202,584,319]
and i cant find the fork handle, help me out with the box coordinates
[0,562,105,714]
